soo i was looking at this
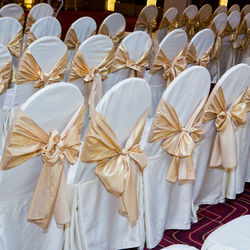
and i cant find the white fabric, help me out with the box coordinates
[0,3,24,22]
[64,16,96,81]
[208,13,227,83]
[198,4,212,21]
[202,215,250,250]
[0,82,84,250]
[228,4,240,14]
[69,34,113,135]
[144,29,188,118]
[220,11,241,76]
[192,64,250,223]
[142,66,211,248]
[103,31,152,94]
[241,4,250,17]
[182,5,198,20]
[65,77,151,250]
[162,245,198,250]
[214,6,227,15]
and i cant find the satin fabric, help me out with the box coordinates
[150,49,187,86]
[236,20,250,50]
[0,103,85,229]
[69,47,114,117]
[185,44,210,67]
[112,43,150,78]
[203,86,247,169]
[81,108,149,223]
[135,12,157,36]
[16,50,68,88]
[198,13,212,30]
[0,61,12,94]
[147,97,206,183]
[24,13,36,34]
[7,29,23,58]
[179,13,200,38]
[222,21,237,44]
[158,15,179,34]
[24,31,37,51]
[210,22,222,60]
[18,13,25,26]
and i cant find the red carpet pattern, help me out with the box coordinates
[146,182,250,249]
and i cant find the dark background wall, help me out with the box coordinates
[191,0,248,10]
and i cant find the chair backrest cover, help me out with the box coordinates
[198,4,213,21]
[241,4,250,17]
[214,5,227,16]
[181,4,199,21]
[228,4,240,15]
[29,3,54,21]
[227,10,241,31]
[0,3,24,25]
[212,12,227,34]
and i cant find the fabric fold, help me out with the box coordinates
[179,13,200,38]
[24,13,36,34]
[158,15,179,33]
[135,12,157,36]
[80,108,149,223]
[210,22,222,60]
[0,103,85,230]
[236,19,250,50]
[8,29,23,58]
[0,61,13,94]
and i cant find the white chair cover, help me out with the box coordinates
[65,77,151,250]
[162,245,198,250]
[220,11,241,76]
[142,66,211,248]
[144,29,188,118]
[214,5,227,16]
[198,4,213,27]
[103,31,152,93]
[192,64,250,222]
[228,4,240,15]
[64,16,96,81]
[0,82,84,250]
[207,13,227,83]
[202,215,250,250]
[0,3,24,25]
[241,4,250,17]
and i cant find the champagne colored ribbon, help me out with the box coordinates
[245,87,250,112]
[99,23,125,47]
[0,61,12,94]
[179,13,200,38]
[158,15,179,33]
[222,21,237,43]
[0,103,85,229]
[16,50,67,88]
[135,12,157,36]
[198,13,212,30]
[147,97,206,183]
[69,47,114,117]
[18,13,25,26]
[185,44,210,67]
[203,86,247,169]
[236,20,250,50]
[7,29,23,58]
[150,49,186,86]
[210,22,222,60]
[80,108,149,222]
[112,43,150,78]
[24,31,36,51]
[24,13,36,34]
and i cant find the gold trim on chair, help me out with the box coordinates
[179,13,200,38]
[135,12,157,36]
[7,29,23,58]
[185,44,210,67]
[210,22,222,60]
[158,15,179,34]
[0,61,12,94]
[24,13,36,34]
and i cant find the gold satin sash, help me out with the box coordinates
[210,22,222,60]
[0,61,12,94]
[112,43,150,78]
[0,103,85,229]
[7,29,23,58]
[179,13,200,38]
[135,12,157,36]
[69,47,114,117]
[81,108,149,222]
[147,97,206,183]
[24,31,36,51]
[158,15,179,33]
[17,50,68,88]
[198,13,212,30]
[245,87,250,112]
[203,86,247,169]
[236,20,250,50]
[185,44,210,67]
[222,21,237,43]
[150,49,186,86]
[18,13,25,26]
[24,13,36,34]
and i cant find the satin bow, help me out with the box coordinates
[0,61,12,94]
[7,29,23,58]
[236,19,250,50]
[203,86,247,169]
[222,22,237,43]
[135,12,157,36]
[81,109,149,222]
[179,13,200,38]
[185,44,210,67]
[158,15,179,33]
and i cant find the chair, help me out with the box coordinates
[24,16,62,51]
[227,4,240,15]
[0,82,84,250]
[179,5,199,39]
[0,3,25,26]
[104,31,152,94]
[241,4,250,18]
[192,64,250,222]
[184,29,214,68]
[142,66,211,248]
[162,246,198,250]
[208,13,227,83]
[144,29,188,118]
[213,5,227,17]
[64,17,96,81]
[220,11,241,76]
[98,12,126,48]
[68,34,114,132]
[65,77,151,250]
[197,3,213,30]
[134,4,158,36]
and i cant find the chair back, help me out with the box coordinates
[228,4,240,15]
[228,10,241,30]
[181,4,198,21]
[198,3,212,22]
[241,4,250,17]
[214,5,227,16]
[212,12,227,34]
[0,3,24,25]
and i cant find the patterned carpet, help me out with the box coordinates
[145,182,250,249]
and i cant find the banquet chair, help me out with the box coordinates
[134,4,158,36]
[0,16,23,71]
[179,5,199,39]
[0,44,12,154]
[192,64,250,222]
[142,66,211,249]
[98,12,126,48]
[0,3,25,26]
[241,4,250,18]
[64,16,96,81]
[104,31,152,94]
[227,4,240,15]
[213,5,227,17]
[220,10,241,76]
[24,16,62,51]
[197,3,213,30]
[208,13,227,83]
[0,82,84,250]
[144,29,188,118]
[184,29,214,68]
[65,77,151,250]
[162,246,198,250]
[68,34,114,133]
